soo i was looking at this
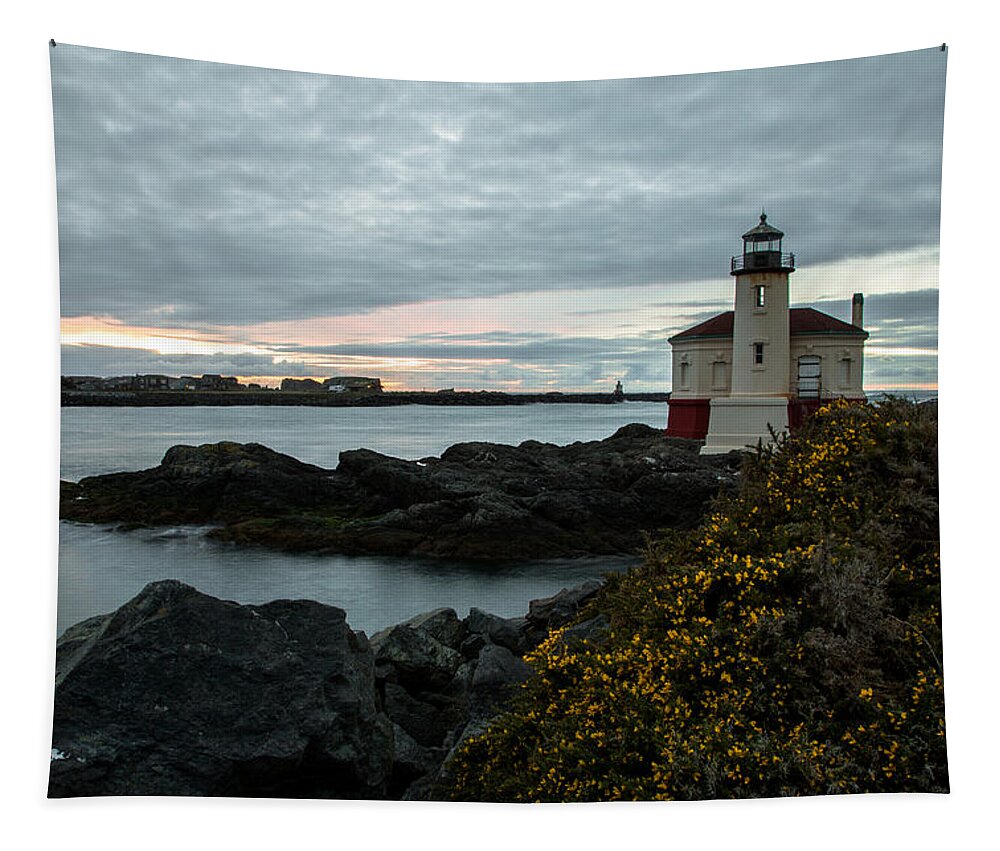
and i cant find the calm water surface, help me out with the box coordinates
[60,402,667,481]
[58,403,668,636]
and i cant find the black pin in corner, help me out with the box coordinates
[940,43,946,51]
[50,38,57,48]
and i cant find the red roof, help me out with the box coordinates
[670,311,735,339]
[790,307,869,336]
[669,307,868,341]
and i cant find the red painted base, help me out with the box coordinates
[665,398,711,439]
[787,397,867,429]
[668,396,867,440]
[787,398,822,430]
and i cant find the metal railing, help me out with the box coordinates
[730,252,795,273]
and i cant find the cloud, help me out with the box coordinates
[52,45,947,329]
[60,344,318,379]
[62,276,936,391]
[810,289,938,350]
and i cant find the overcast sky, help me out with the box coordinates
[53,44,946,390]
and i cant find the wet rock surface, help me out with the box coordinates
[50,578,609,800]
[61,425,739,560]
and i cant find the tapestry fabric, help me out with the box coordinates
[50,43,948,801]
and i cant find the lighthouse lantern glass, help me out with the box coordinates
[747,236,781,254]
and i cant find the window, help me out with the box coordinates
[679,361,690,389]
[798,355,821,398]
[840,357,851,387]
[711,359,728,391]
[754,343,764,365]
[755,285,766,308]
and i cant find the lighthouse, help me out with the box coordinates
[665,215,868,453]
[701,213,795,454]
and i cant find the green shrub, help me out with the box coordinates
[442,399,946,801]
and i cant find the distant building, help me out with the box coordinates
[196,374,241,391]
[102,376,134,390]
[281,378,325,392]
[613,380,624,400]
[665,215,868,454]
[132,374,170,391]
[322,376,383,394]
[169,376,199,391]
[62,376,105,391]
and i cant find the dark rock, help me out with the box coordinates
[60,425,739,561]
[337,449,468,512]
[459,633,486,659]
[48,580,393,799]
[370,624,462,691]
[397,607,467,650]
[389,723,440,797]
[466,608,529,655]
[451,659,477,694]
[382,682,466,748]
[611,423,663,440]
[49,569,630,802]
[468,644,532,725]
[560,614,611,645]
[60,442,347,526]
[527,580,604,630]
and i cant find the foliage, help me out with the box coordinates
[442,399,946,801]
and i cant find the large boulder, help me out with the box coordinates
[466,608,530,655]
[520,579,604,647]
[527,580,604,631]
[468,644,533,724]
[49,580,393,799]
[61,442,346,526]
[397,607,467,650]
[370,624,463,691]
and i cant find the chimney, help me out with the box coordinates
[852,293,864,328]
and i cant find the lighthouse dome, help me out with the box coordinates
[742,212,784,242]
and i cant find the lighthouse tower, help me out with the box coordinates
[700,213,795,455]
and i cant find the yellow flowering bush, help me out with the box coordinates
[442,398,946,801]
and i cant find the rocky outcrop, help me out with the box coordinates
[61,425,740,560]
[60,441,347,526]
[49,580,392,798]
[50,578,607,800]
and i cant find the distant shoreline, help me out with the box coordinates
[61,390,671,408]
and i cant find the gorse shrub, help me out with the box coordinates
[442,399,946,801]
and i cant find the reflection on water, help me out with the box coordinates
[58,522,636,638]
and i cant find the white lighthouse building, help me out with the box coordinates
[665,214,868,453]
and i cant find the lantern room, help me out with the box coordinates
[730,212,796,275]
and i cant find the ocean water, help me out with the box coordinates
[57,403,668,636]
[60,402,668,481]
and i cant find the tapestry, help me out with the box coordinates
[50,43,948,801]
